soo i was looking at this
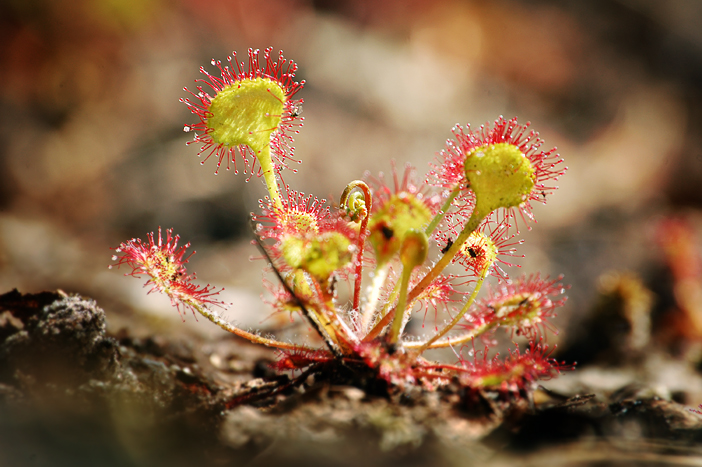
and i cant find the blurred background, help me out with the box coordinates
[1,0,702,354]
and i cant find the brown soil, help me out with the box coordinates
[2,289,702,467]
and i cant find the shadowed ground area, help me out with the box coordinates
[3,289,702,466]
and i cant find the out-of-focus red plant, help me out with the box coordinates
[657,217,702,339]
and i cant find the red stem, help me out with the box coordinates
[340,181,372,313]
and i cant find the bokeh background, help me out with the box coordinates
[1,0,702,349]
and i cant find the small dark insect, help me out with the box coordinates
[289,103,303,118]
[441,238,454,254]
[381,225,394,240]
[328,275,338,297]
[467,247,478,258]
[165,257,185,281]
[171,271,185,281]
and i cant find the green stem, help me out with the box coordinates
[410,209,485,303]
[363,209,485,342]
[387,266,413,344]
[362,263,389,332]
[369,277,400,333]
[257,145,282,210]
[414,267,488,353]
[308,276,359,354]
[191,301,313,351]
[403,321,497,349]
[424,186,461,236]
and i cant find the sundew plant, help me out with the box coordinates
[111,48,571,396]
